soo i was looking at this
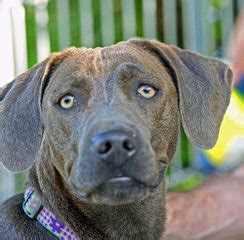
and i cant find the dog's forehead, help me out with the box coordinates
[55,42,166,80]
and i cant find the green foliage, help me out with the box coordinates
[168,172,204,192]
[212,0,230,9]
[92,0,102,46]
[113,0,123,42]
[24,4,37,68]
[14,172,27,193]
[134,0,144,37]
[180,127,190,168]
[47,0,59,52]
[70,0,82,47]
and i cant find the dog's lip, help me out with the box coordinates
[106,176,133,183]
[92,175,148,204]
[100,176,144,189]
[105,162,167,188]
[70,176,145,199]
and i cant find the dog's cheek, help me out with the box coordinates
[163,100,180,160]
[149,95,180,162]
[42,113,82,178]
[44,113,75,151]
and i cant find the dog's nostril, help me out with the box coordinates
[96,141,112,154]
[91,130,137,165]
[123,139,136,152]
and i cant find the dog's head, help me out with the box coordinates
[0,39,232,205]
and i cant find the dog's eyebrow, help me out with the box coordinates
[114,62,146,77]
[105,62,146,91]
[69,70,96,87]
[48,74,93,101]
[68,78,88,88]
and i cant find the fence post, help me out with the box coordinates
[79,0,94,47]
[163,0,177,45]
[56,0,71,49]
[143,0,156,39]
[35,1,50,61]
[219,1,234,57]
[121,0,135,40]
[101,0,114,46]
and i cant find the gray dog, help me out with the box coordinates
[0,39,232,240]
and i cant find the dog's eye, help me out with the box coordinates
[137,85,157,99]
[59,94,77,109]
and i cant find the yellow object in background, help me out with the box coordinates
[205,90,244,166]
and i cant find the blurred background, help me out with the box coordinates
[0,0,244,202]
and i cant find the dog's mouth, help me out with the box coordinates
[90,176,149,204]
[71,164,166,205]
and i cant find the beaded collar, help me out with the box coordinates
[23,188,77,240]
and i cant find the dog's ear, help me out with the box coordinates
[0,53,64,172]
[130,39,232,149]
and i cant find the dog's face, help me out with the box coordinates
[0,39,232,206]
[41,45,179,204]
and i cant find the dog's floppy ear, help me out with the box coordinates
[0,53,63,172]
[130,39,232,149]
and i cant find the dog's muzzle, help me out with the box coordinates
[70,125,165,205]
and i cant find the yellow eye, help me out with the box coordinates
[59,94,77,109]
[137,85,157,99]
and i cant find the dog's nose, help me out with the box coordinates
[91,130,137,166]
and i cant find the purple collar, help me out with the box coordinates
[23,188,77,240]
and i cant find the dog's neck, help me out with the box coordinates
[28,143,166,240]
[76,182,166,240]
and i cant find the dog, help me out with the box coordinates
[0,39,232,240]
